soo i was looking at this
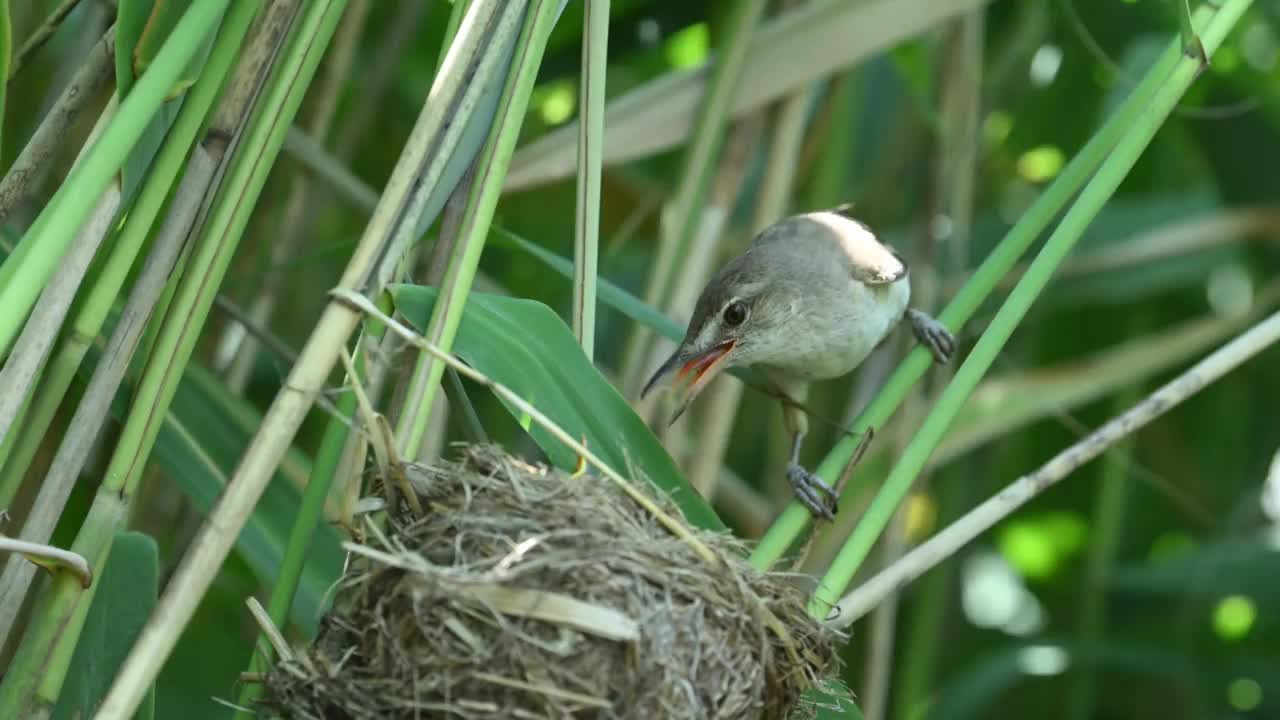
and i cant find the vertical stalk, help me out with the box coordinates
[688,84,812,498]
[0,26,114,224]
[93,3,565,716]
[890,472,961,720]
[0,0,230,357]
[0,2,342,715]
[1064,386,1137,720]
[866,14,983,717]
[388,0,532,458]
[619,0,769,394]
[223,0,371,394]
[232,347,364,716]
[573,0,609,360]
[393,0,560,460]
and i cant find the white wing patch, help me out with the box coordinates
[809,212,907,286]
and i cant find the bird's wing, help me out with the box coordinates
[815,212,907,285]
[750,210,909,285]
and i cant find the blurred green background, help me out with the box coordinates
[3,0,1280,718]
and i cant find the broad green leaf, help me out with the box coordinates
[52,531,158,720]
[489,225,684,341]
[391,284,725,531]
[157,550,258,720]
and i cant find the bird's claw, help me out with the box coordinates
[787,463,838,521]
[907,308,956,364]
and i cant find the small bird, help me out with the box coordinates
[641,208,956,520]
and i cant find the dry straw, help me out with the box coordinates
[263,446,841,719]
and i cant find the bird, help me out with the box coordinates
[641,207,956,520]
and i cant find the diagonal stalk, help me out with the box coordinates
[807,0,1252,617]
[392,0,561,459]
[827,306,1280,627]
[747,2,1217,571]
[0,2,339,715]
[618,0,769,395]
[92,3,567,717]
[0,0,229,357]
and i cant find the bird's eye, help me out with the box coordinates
[722,301,748,327]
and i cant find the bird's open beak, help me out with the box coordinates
[640,340,737,426]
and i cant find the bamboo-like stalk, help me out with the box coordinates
[0,147,213,651]
[0,3,265,508]
[890,474,960,720]
[0,25,113,223]
[332,1,432,161]
[807,0,1252,618]
[233,353,365,715]
[392,0,562,460]
[0,101,118,499]
[572,0,609,360]
[385,0,532,458]
[4,0,81,81]
[0,2,335,714]
[618,0,769,395]
[0,86,116,407]
[92,3,566,717]
[865,15,983,717]
[224,0,372,394]
[746,3,1211,572]
[687,84,813,499]
[828,306,1280,628]
[1064,382,1138,720]
[0,1,229,357]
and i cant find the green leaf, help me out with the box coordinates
[489,225,684,342]
[391,283,725,531]
[52,531,158,720]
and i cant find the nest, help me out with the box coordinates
[263,445,842,719]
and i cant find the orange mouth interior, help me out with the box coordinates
[675,340,735,389]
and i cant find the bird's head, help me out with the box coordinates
[641,256,793,425]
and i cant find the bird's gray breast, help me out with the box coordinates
[763,272,911,382]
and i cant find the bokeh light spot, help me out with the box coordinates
[1016,145,1065,183]
[1213,595,1256,641]
[536,81,576,125]
[665,23,709,69]
[1227,677,1263,711]
[999,521,1057,580]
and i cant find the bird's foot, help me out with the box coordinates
[786,462,839,521]
[907,308,956,364]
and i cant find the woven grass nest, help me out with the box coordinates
[263,445,843,719]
